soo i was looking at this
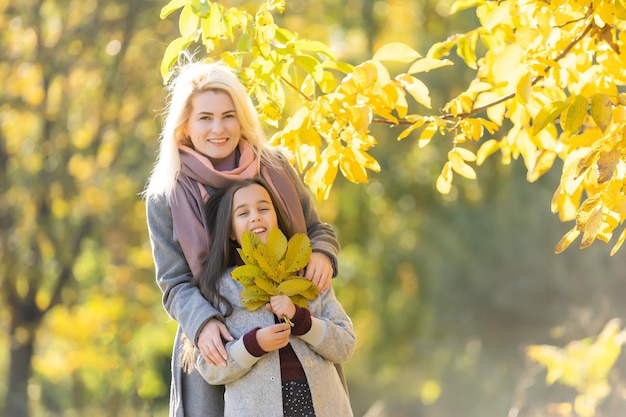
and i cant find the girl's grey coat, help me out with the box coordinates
[195,268,355,417]
[146,160,341,417]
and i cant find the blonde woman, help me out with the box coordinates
[143,60,341,417]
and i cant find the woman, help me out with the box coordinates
[143,60,341,417]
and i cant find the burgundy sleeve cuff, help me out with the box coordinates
[291,305,312,336]
[243,327,267,357]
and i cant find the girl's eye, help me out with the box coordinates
[236,211,248,217]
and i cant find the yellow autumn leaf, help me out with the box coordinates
[266,227,288,262]
[179,3,200,37]
[516,71,532,104]
[160,36,195,81]
[160,0,187,19]
[532,100,568,136]
[254,276,277,295]
[527,150,557,183]
[436,162,453,194]
[456,32,478,69]
[596,149,619,184]
[397,116,425,141]
[407,57,453,74]
[448,150,477,179]
[396,74,431,109]
[611,228,626,256]
[283,233,312,273]
[350,147,381,172]
[562,95,588,137]
[277,278,317,297]
[476,139,500,165]
[348,105,371,134]
[340,157,369,184]
[202,3,225,39]
[554,227,581,254]
[419,122,438,147]
[590,93,612,133]
[372,42,422,63]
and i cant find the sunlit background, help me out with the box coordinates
[2,0,626,416]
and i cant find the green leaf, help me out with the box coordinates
[283,233,311,274]
[190,0,210,17]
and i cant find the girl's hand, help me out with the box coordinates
[197,318,234,367]
[305,251,333,292]
[256,323,291,352]
[267,295,296,321]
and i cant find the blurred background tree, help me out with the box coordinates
[1,0,177,416]
[2,0,626,417]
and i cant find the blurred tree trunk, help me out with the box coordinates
[6,311,38,417]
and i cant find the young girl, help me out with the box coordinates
[143,60,342,417]
[188,177,355,417]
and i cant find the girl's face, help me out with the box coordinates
[231,184,278,245]
[185,90,241,163]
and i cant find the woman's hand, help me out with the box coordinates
[256,323,291,352]
[197,318,234,367]
[267,295,296,321]
[305,251,333,292]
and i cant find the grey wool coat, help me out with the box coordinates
[195,268,356,417]
[145,160,342,417]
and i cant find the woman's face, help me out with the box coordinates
[185,90,241,163]
[231,184,278,245]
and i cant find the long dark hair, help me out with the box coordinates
[181,177,294,372]
[195,177,294,316]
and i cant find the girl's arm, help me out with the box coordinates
[195,323,291,385]
[146,195,224,350]
[296,287,356,364]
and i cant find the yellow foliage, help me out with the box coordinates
[158,0,626,254]
[526,319,625,417]
[232,228,318,315]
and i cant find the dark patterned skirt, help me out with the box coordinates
[282,380,316,417]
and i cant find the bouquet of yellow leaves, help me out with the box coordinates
[231,228,319,321]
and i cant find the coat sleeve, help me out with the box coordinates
[280,158,341,276]
[297,286,356,363]
[194,338,261,385]
[146,194,221,344]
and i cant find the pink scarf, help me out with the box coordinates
[171,141,306,278]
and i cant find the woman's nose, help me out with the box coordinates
[211,118,224,133]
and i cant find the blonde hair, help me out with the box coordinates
[143,59,279,201]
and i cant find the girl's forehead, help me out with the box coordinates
[233,184,271,203]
